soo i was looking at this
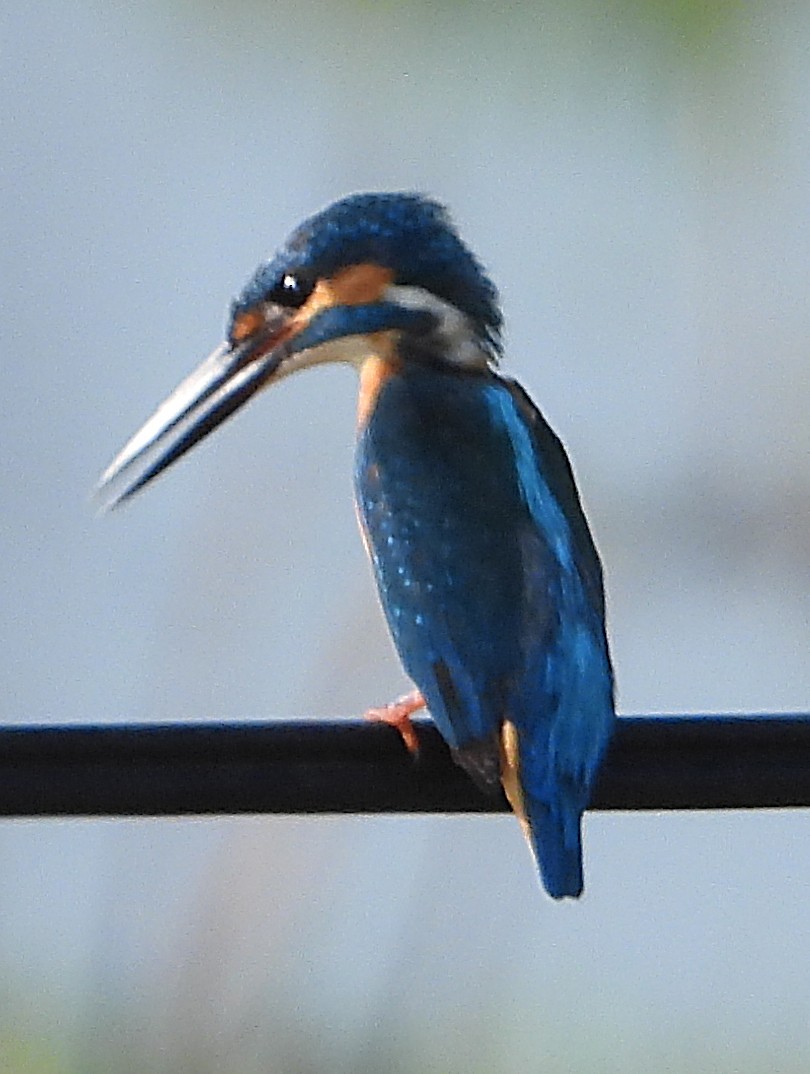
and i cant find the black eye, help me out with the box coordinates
[268,271,313,309]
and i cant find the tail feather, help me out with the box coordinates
[500,720,585,899]
[525,798,583,899]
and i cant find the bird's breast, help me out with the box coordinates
[353,364,557,674]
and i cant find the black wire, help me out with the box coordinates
[0,715,808,818]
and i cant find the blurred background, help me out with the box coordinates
[2,1,810,1070]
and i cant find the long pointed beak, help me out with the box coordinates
[96,332,285,509]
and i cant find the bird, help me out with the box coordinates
[98,192,615,899]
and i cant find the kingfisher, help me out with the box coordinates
[98,192,615,899]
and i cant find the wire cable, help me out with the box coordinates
[1,715,808,818]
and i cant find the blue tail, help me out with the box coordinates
[526,798,584,899]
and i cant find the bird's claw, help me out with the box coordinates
[363,689,425,756]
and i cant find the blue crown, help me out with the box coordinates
[233,192,502,356]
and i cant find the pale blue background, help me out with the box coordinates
[2,2,810,1070]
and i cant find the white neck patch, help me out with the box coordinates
[384,284,491,369]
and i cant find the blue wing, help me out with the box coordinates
[355,362,614,897]
[495,377,615,895]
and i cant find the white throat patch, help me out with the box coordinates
[384,284,491,369]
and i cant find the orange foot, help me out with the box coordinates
[363,689,426,756]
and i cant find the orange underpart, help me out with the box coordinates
[357,348,401,430]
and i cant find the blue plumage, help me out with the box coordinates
[356,362,613,898]
[231,193,503,359]
[100,190,615,899]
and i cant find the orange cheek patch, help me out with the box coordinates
[315,263,395,309]
[289,263,396,342]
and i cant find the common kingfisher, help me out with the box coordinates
[98,192,615,899]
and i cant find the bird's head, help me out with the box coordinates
[97,192,502,505]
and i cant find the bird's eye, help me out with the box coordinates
[268,272,313,309]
